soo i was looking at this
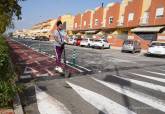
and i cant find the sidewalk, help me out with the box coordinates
[6,39,78,79]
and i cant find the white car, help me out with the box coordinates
[67,38,76,45]
[26,36,36,40]
[80,38,93,47]
[147,41,165,56]
[91,39,110,49]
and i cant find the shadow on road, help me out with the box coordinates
[102,63,134,113]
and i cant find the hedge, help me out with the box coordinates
[0,36,20,108]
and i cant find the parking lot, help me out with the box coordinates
[11,38,165,114]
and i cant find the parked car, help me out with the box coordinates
[147,41,165,56]
[80,38,93,47]
[74,38,82,46]
[121,39,141,54]
[67,37,76,45]
[91,39,110,49]
[25,36,36,40]
[35,36,49,41]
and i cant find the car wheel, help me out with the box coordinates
[101,45,104,49]
[87,44,90,48]
[132,50,135,54]
[121,50,124,53]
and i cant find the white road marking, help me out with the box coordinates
[144,70,165,76]
[74,64,91,71]
[112,75,165,93]
[45,69,54,76]
[130,73,165,83]
[36,73,49,77]
[93,78,165,112]
[111,58,136,63]
[66,81,136,114]
[66,64,83,72]
[35,86,71,114]
[66,61,91,72]
[20,75,31,79]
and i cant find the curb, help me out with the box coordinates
[13,94,24,114]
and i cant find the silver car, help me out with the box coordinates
[121,40,141,54]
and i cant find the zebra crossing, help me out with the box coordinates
[35,66,165,114]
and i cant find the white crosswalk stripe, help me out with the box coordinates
[130,72,165,83]
[144,70,165,76]
[35,86,71,114]
[111,75,165,93]
[111,58,136,63]
[92,78,165,113]
[66,81,136,114]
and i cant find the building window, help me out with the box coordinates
[75,23,77,28]
[109,17,114,24]
[84,21,86,26]
[128,13,134,21]
[95,19,98,26]
[156,7,164,17]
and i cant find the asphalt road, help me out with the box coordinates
[11,38,165,114]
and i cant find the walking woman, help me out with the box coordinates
[53,20,65,73]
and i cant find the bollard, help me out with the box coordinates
[71,49,78,66]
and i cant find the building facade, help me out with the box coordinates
[124,0,144,28]
[81,10,94,30]
[60,14,74,31]
[73,14,82,30]
[148,0,165,26]
[92,7,104,29]
[105,3,120,29]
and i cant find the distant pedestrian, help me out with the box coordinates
[53,20,65,73]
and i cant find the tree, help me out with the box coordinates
[0,0,24,34]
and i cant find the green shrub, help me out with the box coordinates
[0,36,21,108]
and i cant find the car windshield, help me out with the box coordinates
[94,40,102,42]
[103,40,107,42]
[151,42,165,46]
[82,39,88,41]
[124,40,133,45]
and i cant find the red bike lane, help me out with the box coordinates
[6,39,79,79]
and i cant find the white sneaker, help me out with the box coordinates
[54,66,63,73]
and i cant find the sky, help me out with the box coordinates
[13,0,122,31]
